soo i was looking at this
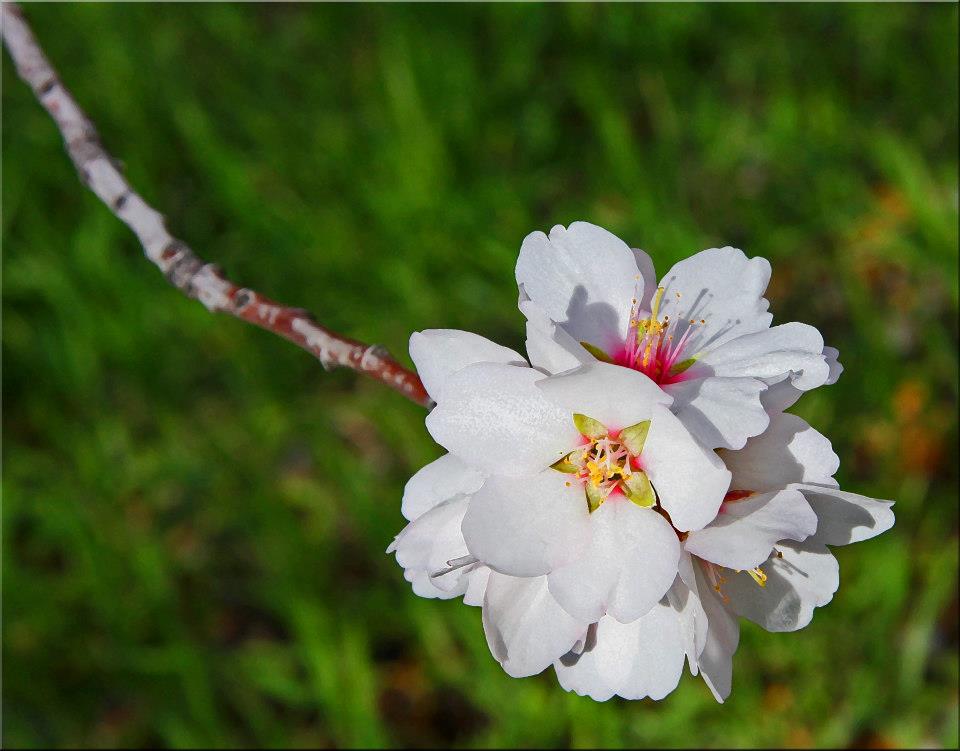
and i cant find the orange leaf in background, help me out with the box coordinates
[893,379,927,423]
[892,379,945,476]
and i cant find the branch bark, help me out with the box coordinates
[1,1,433,408]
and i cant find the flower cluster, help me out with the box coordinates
[388,223,894,702]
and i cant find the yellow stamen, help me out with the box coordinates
[637,286,668,367]
[747,567,768,587]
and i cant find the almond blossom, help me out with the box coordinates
[389,231,892,704]
[389,328,731,678]
[392,406,893,701]
[556,410,894,702]
[516,222,840,449]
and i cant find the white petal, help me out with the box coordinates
[548,499,680,623]
[700,323,830,391]
[463,566,491,607]
[554,626,617,701]
[665,573,708,677]
[761,345,843,412]
[698,626,736,703]
[425,362,576,477]
[430,560,486,595]
[605,608,686,700]
[759,380,800,415]
[666,375,770,450]
[515,222,641,353]
[409,329,526,402]
[724,541,840,632]
[404,563,489,602]
[822,345,844,384]
[462,470,592,577]
[401,453,485,521]
[402,568,459,600]
[519,294,592,375]
[483,572,588,678]
[822,345,844,382]
[795,484,895,546]
[693,563,741,657]
[632,247,658,312]
[642,404,731,532]
[656,247,772,354]
[555,605,687,702]
[684,489,818,570]
[537,361,673,431]
[388,496,472,600]
[575,606,686,701]
[692,562,740,703]
[720,412,839,491]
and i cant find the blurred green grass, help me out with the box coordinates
[2,3,957,748]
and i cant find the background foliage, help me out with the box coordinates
[3,4,958,748]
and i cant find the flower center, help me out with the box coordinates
[580,286,704,385]
[620,286,704,385]
[573,436,632,494]
[551,413,654,513]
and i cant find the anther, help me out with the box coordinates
[747,567,768,587]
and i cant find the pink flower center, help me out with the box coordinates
[612,286,703,386]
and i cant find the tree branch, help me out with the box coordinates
[1,1,433,408]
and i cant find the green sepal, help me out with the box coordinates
[669,357,697,376]
[619,420,651,456]
[585,482,606,513]
[573,413,607,439]
[623,471,656,508]
[579,341,614,364]
[550,450,581,474]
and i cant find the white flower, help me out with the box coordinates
[389,328,732,678]
[556,410,895,702]
[516,222,840,449]
[389,228,892,704]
